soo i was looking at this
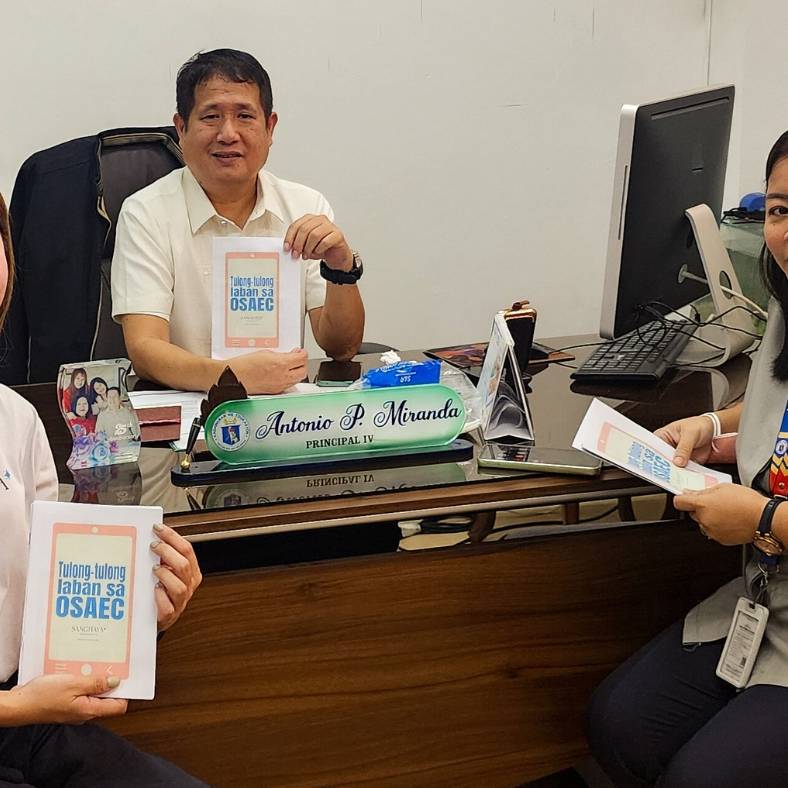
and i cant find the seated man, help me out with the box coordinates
[111,49,364,395]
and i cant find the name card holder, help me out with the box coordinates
[171,384,473,486]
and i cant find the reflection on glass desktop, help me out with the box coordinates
[573,85,758,384]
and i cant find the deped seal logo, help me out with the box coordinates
[212,412,250,451]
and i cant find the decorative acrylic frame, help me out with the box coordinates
[57,358,141,469]
[476,313,534,442]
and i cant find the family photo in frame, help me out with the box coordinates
[57,359,141,469]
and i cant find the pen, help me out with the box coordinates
[180,417,202,470]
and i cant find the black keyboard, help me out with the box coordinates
[570,320,696,382]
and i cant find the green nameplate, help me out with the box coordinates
[204,384,466,465]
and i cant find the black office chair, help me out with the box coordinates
[3,129,393,382]
[92,130,184,360]
[2,127,183,384]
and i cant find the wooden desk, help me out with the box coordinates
[17,344,748,786]
[106,522,737,787]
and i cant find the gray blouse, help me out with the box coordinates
[683,299,788,687]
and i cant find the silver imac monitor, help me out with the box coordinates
[599,85,735,340]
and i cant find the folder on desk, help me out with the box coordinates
[425,342,574,371]
[128,390,205,450]
[135,405,181,443]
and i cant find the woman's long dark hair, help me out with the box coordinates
[761,130,788,380]
[89,376,109,403]
[65,367,89,405]
[0,194,15,331]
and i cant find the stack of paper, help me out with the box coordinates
[573,399,731,495]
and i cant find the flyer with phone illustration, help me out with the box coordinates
[212,237,301,360]
[19,501,161,699]
[572,398,731,495]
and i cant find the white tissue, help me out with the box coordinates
[380,350,402,365]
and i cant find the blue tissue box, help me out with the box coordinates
[364,359,441,388]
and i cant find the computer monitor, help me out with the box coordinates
[599,86,735,340]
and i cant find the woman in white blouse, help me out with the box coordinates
[0,194,205,787]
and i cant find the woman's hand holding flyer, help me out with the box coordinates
[150,523,202,632]
[19,501,163,700]
[573,399,731,495]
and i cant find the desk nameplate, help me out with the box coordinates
[204,384,466,465]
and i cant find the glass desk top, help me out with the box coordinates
[18,339,752,519]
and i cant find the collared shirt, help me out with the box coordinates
[111,167,328,358]
[0,385,58,682]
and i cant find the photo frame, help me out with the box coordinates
[476,313,534,442]
[57,358,141,469]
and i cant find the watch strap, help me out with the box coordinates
[320,252,362,285]
[757,497,784,538]
[754,496,786,568]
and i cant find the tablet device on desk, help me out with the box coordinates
[478,443,602,476]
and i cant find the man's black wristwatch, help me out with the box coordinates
[320,250,363,285]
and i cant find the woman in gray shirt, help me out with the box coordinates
[588,131,788,788]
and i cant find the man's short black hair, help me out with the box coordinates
[176,48,273,124]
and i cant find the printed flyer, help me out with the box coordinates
[212,237,301,359]
[19,501,161,699]
[573,399,731,495]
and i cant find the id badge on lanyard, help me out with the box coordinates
[716,596,768,688]
[716,400,788,688]
[768,401,788,497]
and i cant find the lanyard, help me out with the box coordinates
[753,400,788,584]
[768,401,788,496]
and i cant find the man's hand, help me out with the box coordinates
[655,415,716,468]
[673,483,767,545]
[5,674,128,726]
[120,315,308,395]
[150,524,202,632]
[229,348,308,394]
[284,214,353,271]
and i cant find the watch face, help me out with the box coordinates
[754,537,784,556]
[351,253,363,275]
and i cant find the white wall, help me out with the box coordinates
[1,1,715,351]
[711,0,788,202]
